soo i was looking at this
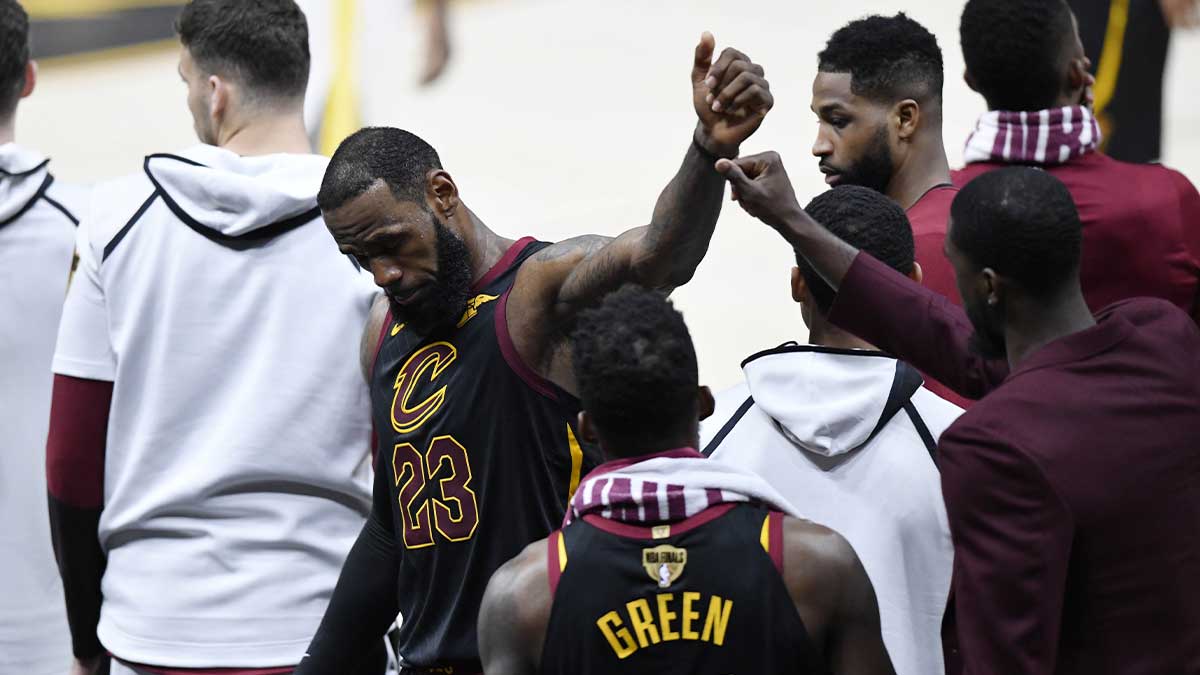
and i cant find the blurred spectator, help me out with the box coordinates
[1070,0,1198,162]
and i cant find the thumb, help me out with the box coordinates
[715,157,753,191]
[692,31,715,83]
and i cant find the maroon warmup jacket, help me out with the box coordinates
[954,153,1200,323]
[828,252,1200,675]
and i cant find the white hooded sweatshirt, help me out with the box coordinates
[701,344,963,675]
[0,144,82,674]
[52,144,377,667]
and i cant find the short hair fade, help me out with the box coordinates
[571,285,699,454]
[0,0,30,117]
[950,167,1082,296]
[960,0,1075,111]
[318,127,443,212]
[176,0,310,102]
[798,186,914,313]
[818,12,944,105]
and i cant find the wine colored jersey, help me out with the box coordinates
[369,237,600,670]
[539,504,822,674]
[906,184,971,408]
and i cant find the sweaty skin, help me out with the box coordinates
[478,517,896,675]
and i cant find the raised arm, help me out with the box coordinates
[506,34,773,392]
[716,151,1009,397]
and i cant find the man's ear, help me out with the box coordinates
[980,267,1000,306]
[208,74,227,123]
[427,169,460,219]
[577,411,599,445]
[790,266,806,303]
[909,261,924,285]
[697,385,715,422]
[963,69,979,94]
[1068,56,1095,104]
[894,99,920,141]
[20,61,36,99]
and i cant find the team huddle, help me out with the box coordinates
[3,0,1200,674]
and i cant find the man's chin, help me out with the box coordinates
[390,299,464,336]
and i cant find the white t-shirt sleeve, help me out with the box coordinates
[52,220,116,381]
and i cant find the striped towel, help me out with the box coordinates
[963,106,1101,166]
[564,447,800,526]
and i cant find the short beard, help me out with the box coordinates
[839,125,895,194]
[965,297,1007,360]
[391,218,474,335]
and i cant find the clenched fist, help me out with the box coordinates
[691,33,774,159]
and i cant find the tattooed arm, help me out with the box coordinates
[506,33,773,395]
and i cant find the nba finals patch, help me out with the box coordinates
[457,293,499,327]
[643,545,687,588]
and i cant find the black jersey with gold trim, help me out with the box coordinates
[539,504,824,674]
[369,237,600,670]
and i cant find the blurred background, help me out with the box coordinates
[19,0,1200,388]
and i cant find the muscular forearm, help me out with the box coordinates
[631,133,728,289]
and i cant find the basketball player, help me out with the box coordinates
[478,285,895,675]
[0,2,83,673]
[296,34,774,674]
[810,13,965,406]
[47,2,380,673]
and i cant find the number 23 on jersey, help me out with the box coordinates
[393,436,480,549]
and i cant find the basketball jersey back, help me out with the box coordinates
[540,504,823,674]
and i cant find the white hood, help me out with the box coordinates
[742,344,923,457]
[143,144,328,238]
[0,143,51,223]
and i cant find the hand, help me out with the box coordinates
[419,1,451,85]
[691,33,774,158]
[1160,0,1200,28]
[70,654,109,675]
[714,151,806,232]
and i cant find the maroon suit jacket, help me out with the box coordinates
[829,253,1200,675]
[954,152,1200,323]
[906,183,972,409]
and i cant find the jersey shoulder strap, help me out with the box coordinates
[547,529,568,596]
[757,510,785,574]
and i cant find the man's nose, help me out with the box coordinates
[813,130,833,158]
[370,258,403,289]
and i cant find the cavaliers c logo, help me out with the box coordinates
[391,342,458,434]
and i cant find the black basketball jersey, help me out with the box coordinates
[369,237,600,670]
[539,504,825,675]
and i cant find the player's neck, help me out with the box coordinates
[887,133,952,210]
[1005,284,1096,368]
[215,111,311,157]
[459,209,517,284]
[807,315,876,351]
[0,117,14,146]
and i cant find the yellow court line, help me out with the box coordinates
[37,37,178,71]
[25,0,181,20]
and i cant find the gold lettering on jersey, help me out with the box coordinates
[391,341,458,434]
[643,545,687,588]
[391,322,405,336]
[456,293,499,327]
[595,593,734,659]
